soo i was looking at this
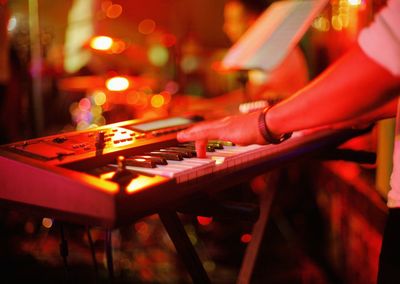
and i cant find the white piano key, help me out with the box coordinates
[109,136,308,184]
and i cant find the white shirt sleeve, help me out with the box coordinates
[358,0,400,76]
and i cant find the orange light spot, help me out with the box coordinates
[90,36,113,51]
[42,218,53,229]
[111,40,126,54]
[138,19,156,35]
[106,4,122,19]
[197,216,213,226]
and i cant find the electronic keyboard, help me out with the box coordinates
[0,115,367,228]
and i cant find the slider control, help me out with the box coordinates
[95,131,106,149]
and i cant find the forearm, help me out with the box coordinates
[329,98,398,129]
[267,44,400,136]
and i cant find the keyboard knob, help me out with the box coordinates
[117,156,126,171]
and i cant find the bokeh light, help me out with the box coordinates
[93,90,107,105]
[148,44,169,66]
[312,16,330,32]
[106,4,123,19]
[138,19,156,35]
[7,16,17,32]
[164,81,179,94]
[42,218,53,229]
[181,55,200,73]
[240,233,252,243]
[111,40,126,54]
[78,98,92,111]
[106,76,130,91]
[150,94,165,108]
[90,36,113,51]
[197,216,213,226]
[347,0,361,6]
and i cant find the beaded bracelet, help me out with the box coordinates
[258,106,292,144]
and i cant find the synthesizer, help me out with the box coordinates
[0,115,368,228]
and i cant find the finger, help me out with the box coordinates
[195,139,208,158]
[177,124,215,142]
[176,129,192,142]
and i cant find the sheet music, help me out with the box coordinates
[222,0,328,72]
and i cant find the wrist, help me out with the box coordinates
[258,106,292,144]
[264,105,280,137]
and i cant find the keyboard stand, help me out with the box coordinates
[235,148,376,283]
[159,210,211,284]
[237,180,277,284]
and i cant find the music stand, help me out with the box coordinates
[222,0,328,103]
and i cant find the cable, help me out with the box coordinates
[87,227,99,282]
[59,222,69,282]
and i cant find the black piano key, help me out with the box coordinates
[207,142,224,149]
[161,147,194,158]
[146,151,184,161]
[180,143,216,152]
[209,140,235,146]
[167,147,197,157]
[131,155,168,165]
[126,157,157,168]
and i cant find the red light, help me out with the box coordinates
[161,33,177,47]
[240,233,252,243]
[197,216,213,226]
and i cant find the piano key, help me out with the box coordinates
[146,151,183,161]
[208,140,235,146]
[165,147,197,157]
[180,143,216,152]
[125,157,156,168]
[110,156,216,183]
[130,155,168,165]
[160,148,194,158]
[207,142,224,149]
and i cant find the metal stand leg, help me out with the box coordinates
[159,211,211,284]
[87,227,99,282]
[237,186,277,284]
[105,229,114,281]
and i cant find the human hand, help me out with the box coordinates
[177,110,267,158]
